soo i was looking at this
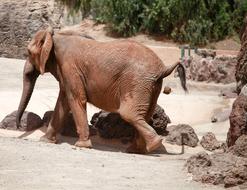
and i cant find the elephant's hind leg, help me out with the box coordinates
[127,118,163,153]
[119,84,163,153]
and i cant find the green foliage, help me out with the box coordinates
[91,0,145,36]
[231,0,247,33]
[60,0,91,18]
[172,18,213,46]
[60,0,247,45]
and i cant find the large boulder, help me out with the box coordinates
[236,16,247,93]
[226,85,247,147]
[165,124,199,147]
[0,0,66,59]
[0,0,85,59]
[186,151,247,188]
[0,111,42,131]
[90,111,134,139]
[91,104,171,139]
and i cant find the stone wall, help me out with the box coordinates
[0,0,81,59]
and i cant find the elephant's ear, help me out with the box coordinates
[39,28,53,75]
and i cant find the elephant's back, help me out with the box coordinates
[90,40,164,74]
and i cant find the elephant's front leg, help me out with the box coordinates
[66,90,92,148]
[40,89,70,143]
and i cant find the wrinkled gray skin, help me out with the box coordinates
[16,27,187,154]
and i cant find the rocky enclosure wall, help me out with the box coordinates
[236,16,247,93]
[0,0,81,59]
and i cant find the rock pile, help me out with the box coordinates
[186,151,247,187]
[180,54,237,84]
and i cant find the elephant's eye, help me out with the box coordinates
[28,49,31,55]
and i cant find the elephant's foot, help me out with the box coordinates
[40,135,57,144]
[75,139,92,148]
[146,135,163,153]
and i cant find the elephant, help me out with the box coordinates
[16,27,187,154]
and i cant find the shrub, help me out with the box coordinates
[60,0,247,45]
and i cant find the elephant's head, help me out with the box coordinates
[16,27,54,128]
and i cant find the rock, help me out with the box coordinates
[42,111,97,137]
[186,151,247,187]
[0,0,85,59]
[90,111,134,139]
[236,16,247,93]
[185,152,212,173]
[211,109,231,123]
[165,124,199,147]
[42,110,53,127]
[180,54,237,84]
[149,105,171,135]
[163,86,172,94]
[227,88,247,147]
[200,132,222,151]
[228,135,247,158]
[0,0,64,59]
[91,104,171,139]
[0,111,42,131]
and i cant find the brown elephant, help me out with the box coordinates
[16,27,187,154]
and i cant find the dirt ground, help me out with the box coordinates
[0,20,241,189]
[76,19,241,52]
[0,51,237,190]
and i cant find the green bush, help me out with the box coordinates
[231,0,247,33]
[91,0,145,36]
[60,0,247,45]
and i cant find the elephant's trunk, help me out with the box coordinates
[16,60,39,128]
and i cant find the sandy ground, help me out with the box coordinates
[0,52,236,190]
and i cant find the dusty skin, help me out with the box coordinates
[0,55,235,190]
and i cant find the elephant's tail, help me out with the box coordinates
[160,61,188,92]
